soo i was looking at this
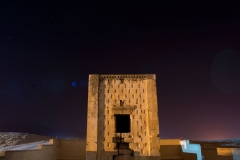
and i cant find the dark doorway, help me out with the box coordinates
[115,114,130,133]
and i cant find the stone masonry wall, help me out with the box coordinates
[86,74,160,160]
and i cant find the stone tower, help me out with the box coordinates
[86,74,160,160]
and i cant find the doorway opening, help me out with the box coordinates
[115,114,130,133]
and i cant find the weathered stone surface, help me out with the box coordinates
[121,133,132,138]
[115,133,121,137]
[122,138,133,143]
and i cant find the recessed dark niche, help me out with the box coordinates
[115,114,130,133]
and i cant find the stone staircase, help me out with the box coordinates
[113,133,134,160]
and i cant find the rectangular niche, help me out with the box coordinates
[115,114,130,133]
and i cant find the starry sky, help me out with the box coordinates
[1,1,240,140]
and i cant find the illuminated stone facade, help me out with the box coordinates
[86,74,160,160]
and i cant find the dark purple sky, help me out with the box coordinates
[1,1,240,140]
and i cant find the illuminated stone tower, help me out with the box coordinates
[86,74,160,160]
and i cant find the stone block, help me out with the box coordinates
[86,142,97,151]
[115,133,121,137]
[122,133,132,138]
[122,138,133,143]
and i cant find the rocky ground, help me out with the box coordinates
[192,138,240,147]
[0,132,52,151]
[0,132,26,147]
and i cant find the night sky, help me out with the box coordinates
[1,1,240,140]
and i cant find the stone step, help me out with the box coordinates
[118,149,133,155]
[113,154,133,160]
